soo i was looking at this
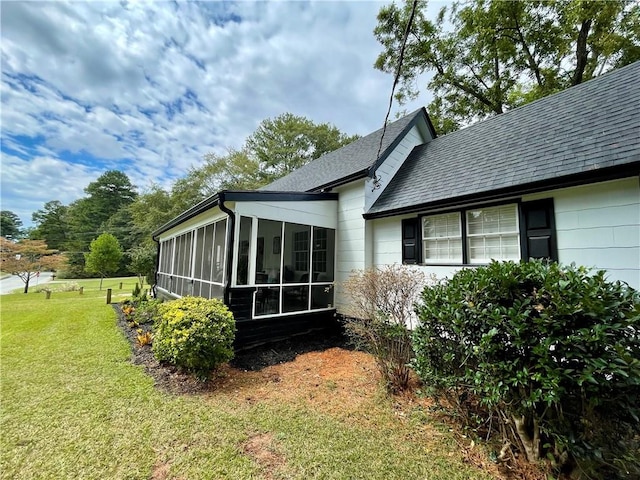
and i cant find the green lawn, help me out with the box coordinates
[1,279,493,479]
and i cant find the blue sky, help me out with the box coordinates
[1,1,437,228]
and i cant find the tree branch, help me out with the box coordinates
[572,19,592,85]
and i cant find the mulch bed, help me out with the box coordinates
[112,304,350,394]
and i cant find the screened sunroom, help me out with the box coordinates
[153,191,339,347]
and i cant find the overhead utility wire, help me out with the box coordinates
[375,0,420,167]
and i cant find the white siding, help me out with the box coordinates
[369,177,640,289]
[335,180,366,311]
[524,177,640,288]
[371,215,462,281]
[235,199,338,229]
[364,124,427,211]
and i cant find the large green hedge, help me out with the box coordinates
[153,296,235,379]
[413,260,640,478]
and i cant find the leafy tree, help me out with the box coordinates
[194,148,264,192]
[84,233,123,290]
[101,205,144,255]
[62,171,138,277]
[128,243,157,287]
[0,211,24,240]
[0,237,67,293]
[200,113,359,190]
[129,184,192,241]
[375,0,640,132]
[246,112,359,182]
[83,170,138,226]
[30,200,69,250]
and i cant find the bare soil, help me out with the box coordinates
[114,305,544,480]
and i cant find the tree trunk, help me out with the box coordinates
[24,277,30,294]
[99,276,104,291]
[513,414,540,463]
[572,19,592,86]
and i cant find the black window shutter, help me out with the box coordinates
[521,199,558,261]
[401,218,420,264]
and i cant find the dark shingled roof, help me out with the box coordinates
[261,108,430,192]
[367,61,640,218]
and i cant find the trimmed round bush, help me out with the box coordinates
[413,260,640,478]
[153,296,235,378]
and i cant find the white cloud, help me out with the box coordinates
[0,153,102,223]
[1,1,436,227]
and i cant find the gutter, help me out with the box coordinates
[152,194,220,240]
[363,162,640,220]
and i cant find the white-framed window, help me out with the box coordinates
[293,230,310,271]
[466,205,520,264]
[422,212,463,263]
[420,203,520,264]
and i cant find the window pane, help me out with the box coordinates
[255,219,282,285]
[283,223,310,284]
[255,286,280,316]
[311,285,334,310]
[423,212,460,238]
[202,224,214,281]
[283,286,309,313]
[467,205,518,235]
[212,218,227,283]
[422,212,462,263]
[312,227,335,282]
[236,216,252,285]
[467,204,520,263]
[194,227,205,279]
[159,240,172,273]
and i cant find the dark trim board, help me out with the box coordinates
[157,287,339,349]
[365,163,640,219]
[234,310,339,350]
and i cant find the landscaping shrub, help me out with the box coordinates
[413,260,640,478]
[153,296,235,379]
[343,264,430,393]
[133,298,162,325]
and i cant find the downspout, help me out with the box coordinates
[218,191,235,306]
[152,237,160,298]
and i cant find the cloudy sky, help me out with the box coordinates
[1,1,438,228]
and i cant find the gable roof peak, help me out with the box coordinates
[261,107,432,192]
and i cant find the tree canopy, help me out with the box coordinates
[31,201,69,250]
[84,233,123,290]
[375,0,640,133]
[0,238,67,293]
[200,113,359,191]
[1,211,24,240]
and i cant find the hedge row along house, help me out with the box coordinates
[153,61,640,348]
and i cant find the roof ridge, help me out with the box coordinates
[433,61,639,141]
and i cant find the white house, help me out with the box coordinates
[153,61,640,347]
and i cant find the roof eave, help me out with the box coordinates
[152,193,220,239]
[364,161,640,219]
[152,190,339,239]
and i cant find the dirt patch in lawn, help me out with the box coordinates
[114,305,540,480]
[241,432,286,479]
